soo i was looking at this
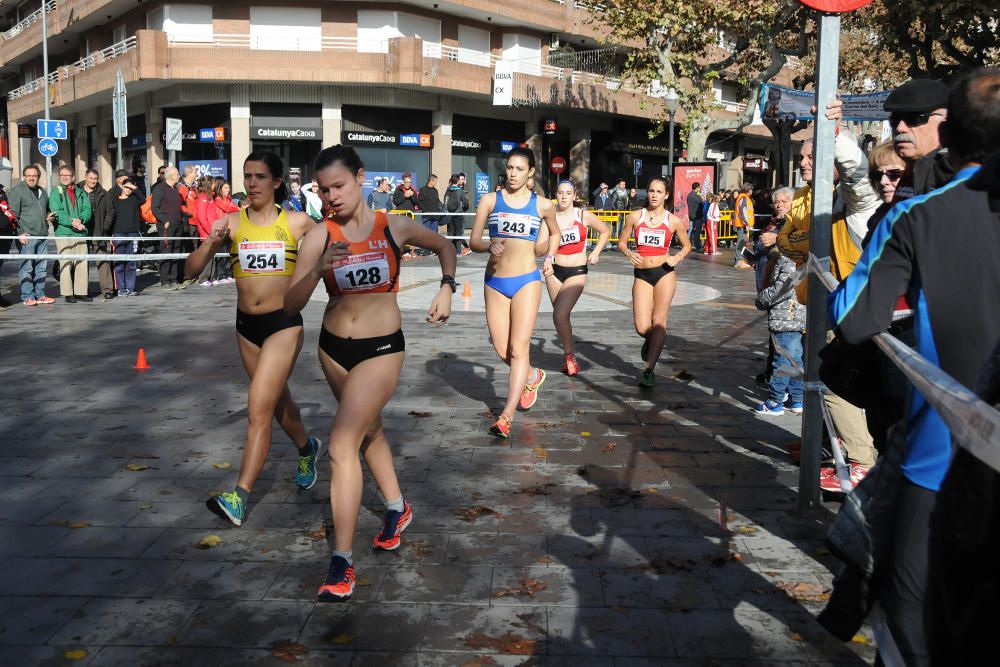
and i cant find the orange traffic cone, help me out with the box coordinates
[462,281,472,298]
[135,348,149,370]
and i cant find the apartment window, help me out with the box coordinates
[357,10,441,57]
[147,5,213,43]
[501,34,541,75]
[112,24,127,45]
[250,7,321,51]
[457,25,490,66]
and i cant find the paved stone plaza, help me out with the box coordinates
[0,250,875,666]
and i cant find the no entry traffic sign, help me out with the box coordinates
[798,0,873,12]
[550,156,567,175]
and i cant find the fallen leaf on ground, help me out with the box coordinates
[408,410,433,418]
[707,551,741,566]
[602,443,617,453]
[464,632,538,655]
[517,484,554,496]
[64,649,88,660]
[851,633,870,645]
[642,487,659,493]
[537,555,554,564]
[580,431,591,437]
[675,370,695,381]
[270,640,308,663]
[734,525,759,535]
[815,547,831,555]
[331,633,353,644]
[304,523,331,540]
[125,463,149,471]
[138,502,153,511]
[212,462,231,469]
[776,581,831,602]
[452,506,500,521]
[493,577,548,598]
[532,447,549,461]
[408,540,433,557]
[196,534,222,549]
[356,577,372,587]
[790,632,804,641]
[49,520,91,529]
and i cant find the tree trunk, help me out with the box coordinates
[686,122,710,162]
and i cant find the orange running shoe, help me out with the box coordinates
[317,555,356,602]
[519,368,547,410]
[372,500,413,551]
[490,414,512,438]
[562,354,580,376]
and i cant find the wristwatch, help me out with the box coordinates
[440,274,456,293]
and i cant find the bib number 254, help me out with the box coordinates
[245,253,279,270]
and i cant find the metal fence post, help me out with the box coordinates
[799,12,841,513]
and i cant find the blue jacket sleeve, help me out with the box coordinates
[828,203,914,344]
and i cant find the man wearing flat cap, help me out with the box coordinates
[884,78,957,196]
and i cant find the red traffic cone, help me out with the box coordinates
[135,348,149,370]
[462,281,472,298]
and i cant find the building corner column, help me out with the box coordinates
[569,126,591,201]
[146,107,165,175]
[231,84,251,186]
[321,87,342,148]
[431,104,452,183]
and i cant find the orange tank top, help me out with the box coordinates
[322,211,402,297]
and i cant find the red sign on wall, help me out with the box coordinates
[550,157,567,174]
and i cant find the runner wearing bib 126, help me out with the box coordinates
[184,151,322,528]
[285,145,455,603]
[469,147,560,438]
[618,177,692,388]
[535,179,610,376]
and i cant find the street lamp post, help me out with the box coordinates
[664,88,680,192]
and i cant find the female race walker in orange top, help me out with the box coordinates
[468,147,560,438]
[535,179,610,375]
[184,151,321,527]
[285,146,455,602]
[617,177,692,388]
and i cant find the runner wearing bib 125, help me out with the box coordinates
[618,177,692,388]
[285,145,455,603]
[184,151,322,528]
[535,179,610,376]
[469,147,560,439]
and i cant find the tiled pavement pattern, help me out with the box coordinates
[0,250,875,666]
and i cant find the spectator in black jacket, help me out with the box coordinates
[884,78,957,198]
[392,172,418,212]
[685,182,704,252]
[416,174,442,233]
[151,167,184,288]
[829,68,1000,667]
[79,169,116,299]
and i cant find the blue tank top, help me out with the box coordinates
[487,191,542,241]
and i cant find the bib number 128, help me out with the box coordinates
[344,266,382,287]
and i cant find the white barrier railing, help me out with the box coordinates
[1,0,56,42]
[8,36,137,100]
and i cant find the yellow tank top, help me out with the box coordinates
[228,207,298,278]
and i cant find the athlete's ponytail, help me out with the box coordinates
[244,151,288,203]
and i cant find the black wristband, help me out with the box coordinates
[440,275,456,293]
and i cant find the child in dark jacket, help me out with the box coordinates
[753,250,806,416]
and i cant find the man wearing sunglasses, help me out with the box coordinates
[884,78,956,196]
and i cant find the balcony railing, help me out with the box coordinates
[1,0,56,42]
[167,33,379,52]
[8,36,136,99]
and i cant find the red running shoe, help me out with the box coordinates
[562,354,580,376]
[490,414,512,439]
[22,298,37,306]
[372,500,413,551]
[519,368,546,410]
[317,555,356,602]
[819,463,869,493]
[37,296,55,304]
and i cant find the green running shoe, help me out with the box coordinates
[207,491,245,526]
[296,436,322,490]
[639,368,655,388]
